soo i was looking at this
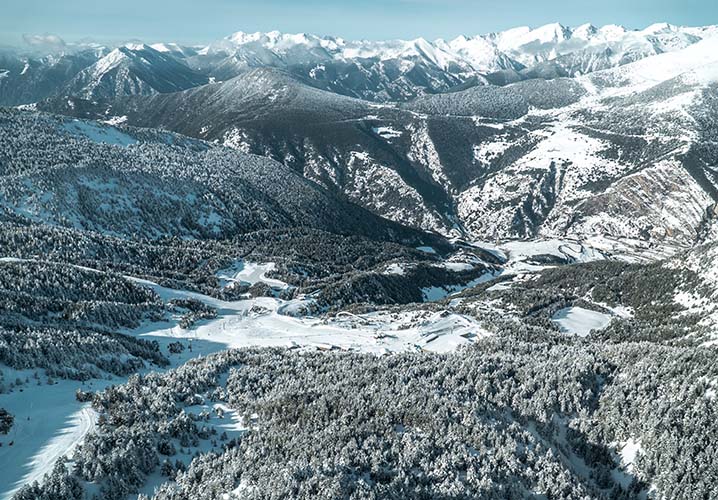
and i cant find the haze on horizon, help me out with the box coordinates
[1,0,716,48]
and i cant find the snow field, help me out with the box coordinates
[62,119,137,147]
[215,260,289,290]
[0,370,108,500]
[128,275,491,356]
[552,307,612,337]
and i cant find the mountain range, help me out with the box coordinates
[30,27,718,256]
[2,22,717,105]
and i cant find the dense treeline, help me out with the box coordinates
[16,336,718,500]
[0,258,170,383]
[0,259,162,329]
[0,325,167,382]
[0,108,442,246]
[405,78,586,119]
[0,221,489,309]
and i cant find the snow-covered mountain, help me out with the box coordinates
[61,44,208,100]
[186,22,718,99]
[485,22,709,66]
[1,22,716,105]
[47,34,718,254]
[206,22,718,75]
[192,31,483,101]
[0,47,105,106]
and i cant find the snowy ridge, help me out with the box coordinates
[583,34,718,93]
[3,22,718,107]
[54,33,718,251]
[211,22,718,75]
[60,43,208,100]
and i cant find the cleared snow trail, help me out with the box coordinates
[19,407,97,489]
[0,392,98,500]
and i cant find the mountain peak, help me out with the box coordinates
[123,42,151,51]
[597,24,628,39]
[94,47,130,75]
[529,22,572,43]
[226,31,265,44]
[642,22,677,34]
[572,23,598,39]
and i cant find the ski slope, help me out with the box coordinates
[128,275,491,355]
[0,372,102,500]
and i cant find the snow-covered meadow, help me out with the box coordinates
[552,307,612,337]
[0,257,495,498]
[0,234,688,497]
[128,268,491,356]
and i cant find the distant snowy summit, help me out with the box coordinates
[202,22,718,73]
[2,21,718,105]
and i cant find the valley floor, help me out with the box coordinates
[0,265,490,499]
[0,237,677,498]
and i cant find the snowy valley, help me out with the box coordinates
[0,18,718,500]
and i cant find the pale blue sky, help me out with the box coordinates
[1,0,716,47]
